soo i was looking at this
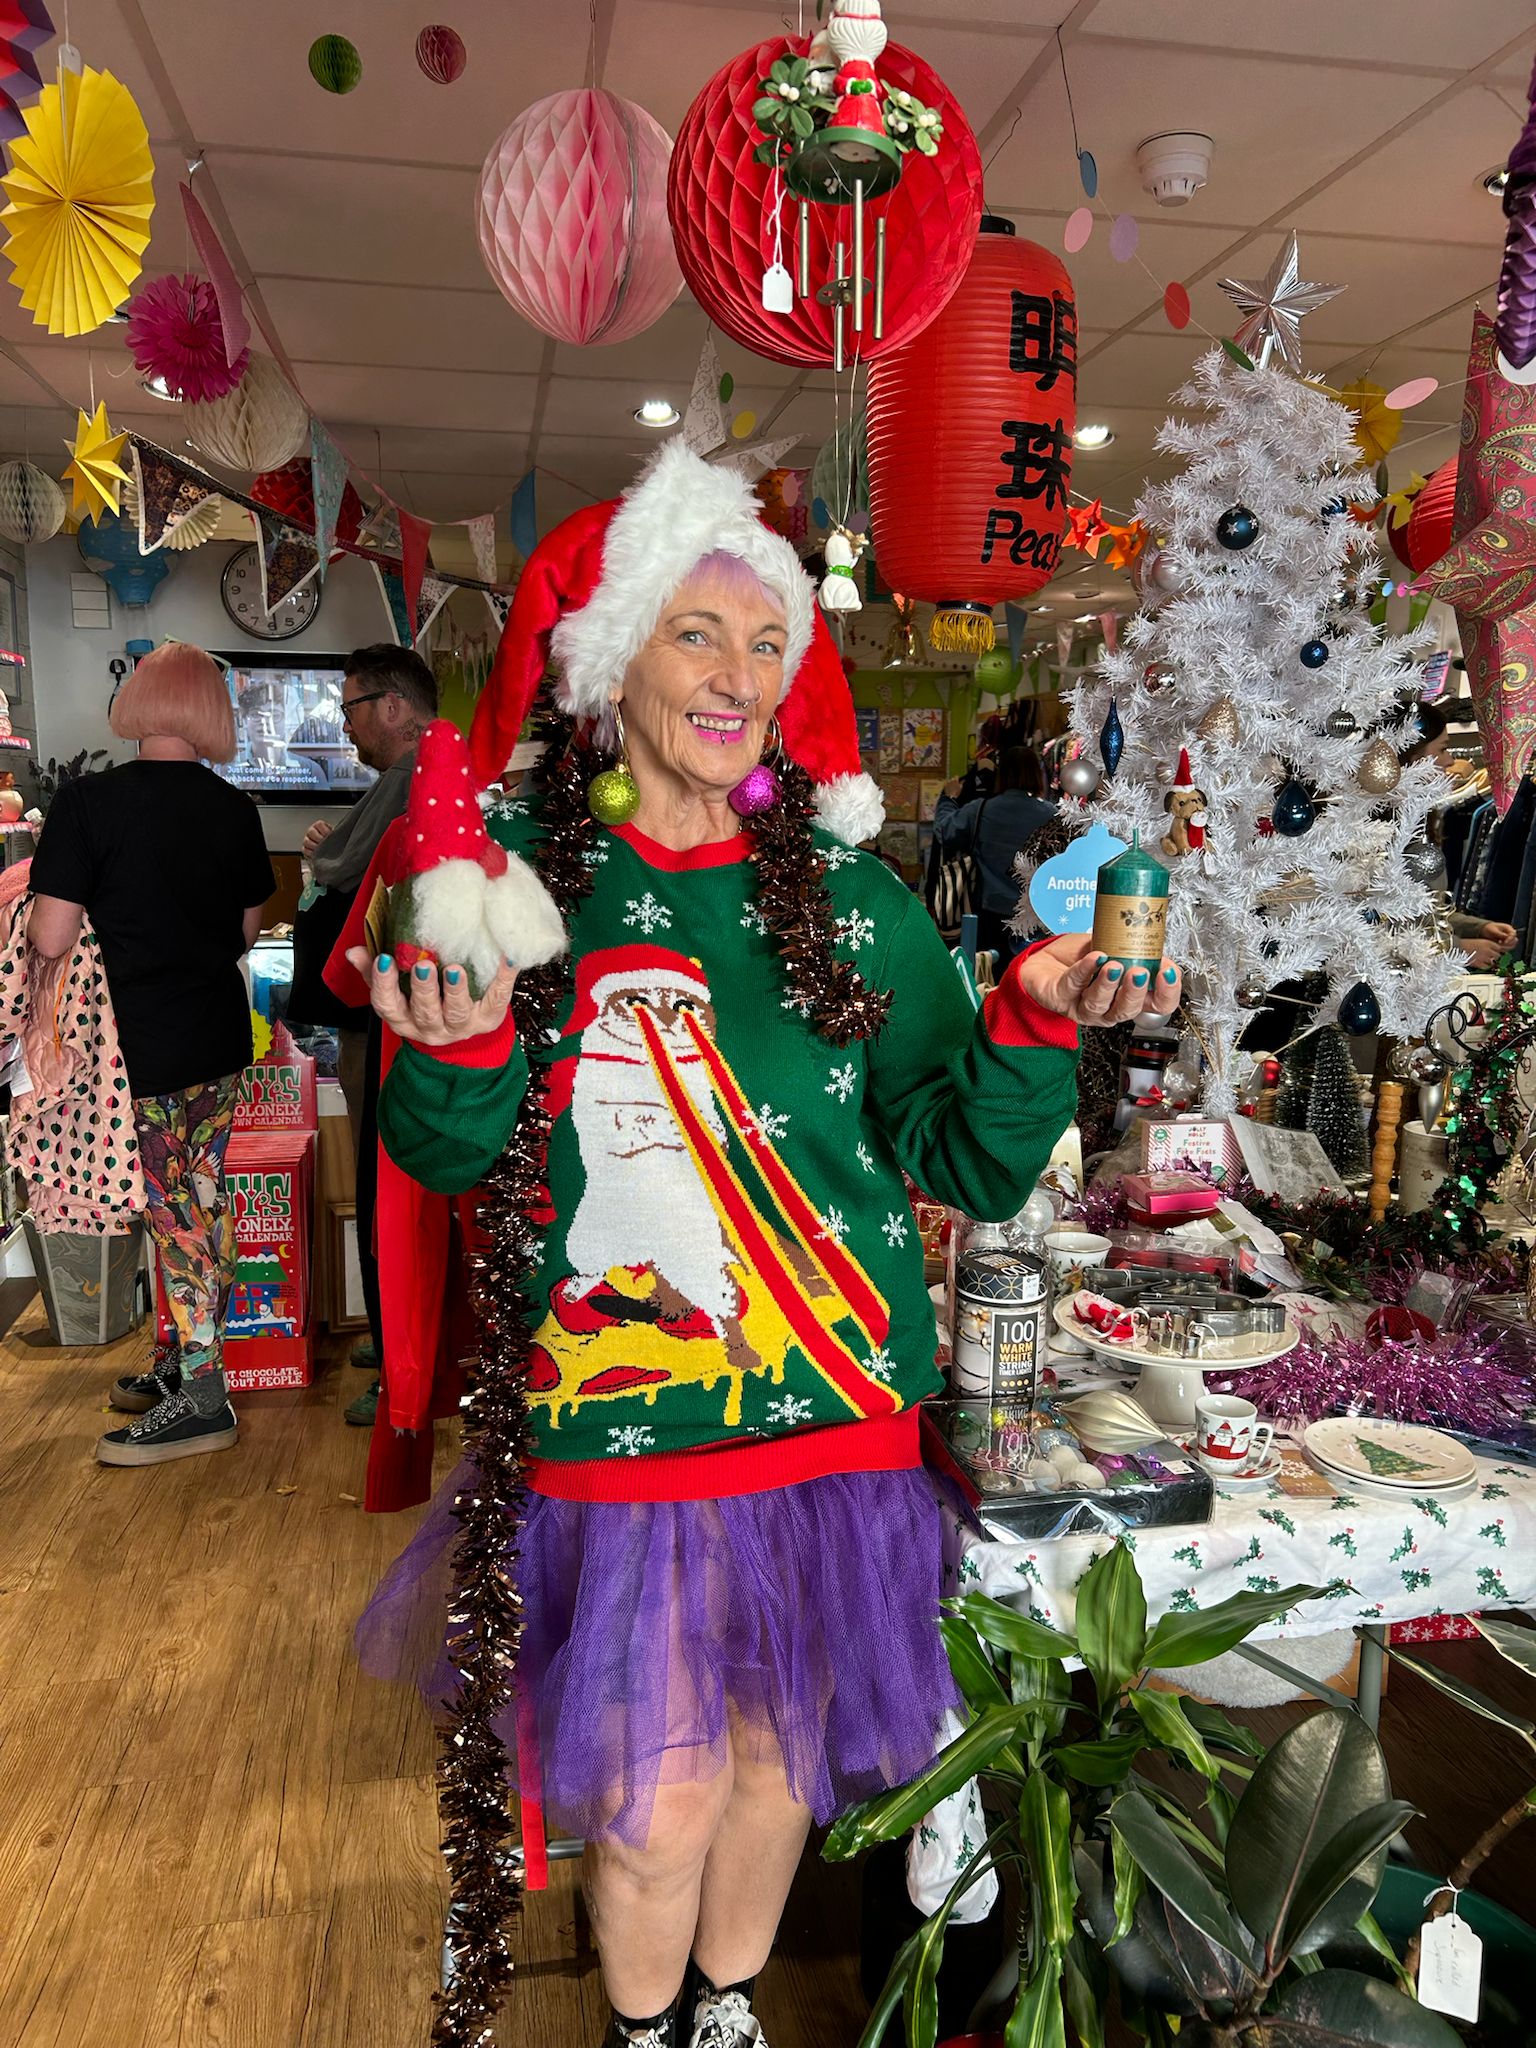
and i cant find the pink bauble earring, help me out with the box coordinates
[728,717,783,818]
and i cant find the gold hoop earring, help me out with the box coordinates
[588,702,640,825]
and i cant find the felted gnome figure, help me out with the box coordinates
[386,718,566,994]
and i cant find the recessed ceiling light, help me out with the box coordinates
[1483,165,1510,197]
[141,373,179,402]
[1073,423,1115,449]
[635,398,679,427]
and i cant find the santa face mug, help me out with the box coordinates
[1193,1393,1273,1476]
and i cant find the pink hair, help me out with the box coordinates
[684,547,788,619]
[110,642,237,763]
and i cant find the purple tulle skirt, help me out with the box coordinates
[356,1460,959,1848]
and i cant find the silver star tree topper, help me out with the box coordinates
[1218,233,1344,370]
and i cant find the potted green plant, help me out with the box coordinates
[826,1540,1459,2048]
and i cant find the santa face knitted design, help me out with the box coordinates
[377,803,1080,1480]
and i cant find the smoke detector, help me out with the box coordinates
[1135,131,1213,208]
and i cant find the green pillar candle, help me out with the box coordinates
[1091,828,1169,973]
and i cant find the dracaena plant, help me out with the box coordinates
[825,1541,1457,2048]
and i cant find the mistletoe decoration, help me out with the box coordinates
[751,56,943,168]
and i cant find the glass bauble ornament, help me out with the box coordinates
[1402,836,1439,883]
[728,761,781,817]
[1338,981,1381,1035]
[1234,972,1269,1009]
[1151,550,1186,594]
[1407,1046,1448,1085]
[1059,756,1101,799]
[1099,699,1124,776]
[1271,778,1316,835]
[588,764,640,824]
[1357,738,1401,795]
[1324,707,1357,738]
[1197,695,1240,745]
[1142,662,1174,692]
[1017,1188,1056,1238]
[1215,504,1259,550]
[1299,639,1330,669]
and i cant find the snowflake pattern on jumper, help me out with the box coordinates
[856,1140,877,1174]
[623,892,672,933]
[821,844,860,871]
[882,1210,909,1248]
[825,1062,857,1102]
[750,1103,790,1141]
[864,1346,896,1383]
[583,840,611,868]
[740,904,769,936]
[607,1424,656,1457]
[836,909,876,952]
[766,1393,815,1428]
[819,1208,849,1244]
[782,992,813,1018]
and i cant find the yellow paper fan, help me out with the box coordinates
[62,402,130,521]
[1,64,155,337]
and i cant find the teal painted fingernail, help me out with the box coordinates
[415,961,432,980]
[1106,964,1123,982]
[376,954,393,973]
[1132,969,1149,986]
[1164,966,1178,983]
[1094,954,1108,970]
[446,967,462,985]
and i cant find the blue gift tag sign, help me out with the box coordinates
[1028,821,1128,935]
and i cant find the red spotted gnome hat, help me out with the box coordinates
[392,718,567,987]
[469,439,884,847]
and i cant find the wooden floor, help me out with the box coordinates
[0,1295,1531,2048]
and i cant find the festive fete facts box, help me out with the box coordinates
[1139,1114,1243,1186]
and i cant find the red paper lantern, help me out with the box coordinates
[667,36,981,369]
[1389,453,1458,573]
[415,24,465,84]
[866,219,1077,648]
[251,459,365,552]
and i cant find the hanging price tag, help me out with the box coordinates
[762,262,794,314]
[1418,1911,1482,2023]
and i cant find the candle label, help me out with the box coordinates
[1092,889,1168,969]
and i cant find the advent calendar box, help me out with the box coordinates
[233,1022,318,1135]
[1140,1114,1243,1185]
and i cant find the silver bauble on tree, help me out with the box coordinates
[1234,972,1269,1008]
[1324,707,1357,739]
[1059,756,1101,799]
[1402,837,1439,883]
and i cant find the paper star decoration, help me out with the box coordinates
[1066,497,1107,557]
[62,401,130,521]
[1384,473,1427,530]
[1217,233,1344,371]
[1103,518,1148,570]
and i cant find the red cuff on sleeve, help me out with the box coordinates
[981,939,1081,1052]
[415,1010,518,1069]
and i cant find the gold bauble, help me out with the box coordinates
[1356,738,1402,795]
[588,765,640,824]
[1197,695,1240,745]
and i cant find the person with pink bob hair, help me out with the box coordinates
[29,641,276,1467]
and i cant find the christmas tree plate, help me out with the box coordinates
[1301,1418,1477,1492]
[1308,1467,1479,1507]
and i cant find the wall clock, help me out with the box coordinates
[220,542,321,642]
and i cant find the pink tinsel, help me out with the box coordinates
[126,274,249,405]
[1209,1322,1534,1438]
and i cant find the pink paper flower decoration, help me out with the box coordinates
[416,24,465,84]
[476,88,682,347]
[126,273,249,404]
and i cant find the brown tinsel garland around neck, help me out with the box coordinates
[428,721,888,2043]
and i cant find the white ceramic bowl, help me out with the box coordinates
[1042,1229,1113,1284]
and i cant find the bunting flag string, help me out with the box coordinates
[509,470,538,562]
[127,440,219,554]
[466,510,499,586]
[310,418,348,571]
[181,181,251,368]
[398,507,433,637]
[256,508,322,616]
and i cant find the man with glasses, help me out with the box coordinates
[291,646,437,1427]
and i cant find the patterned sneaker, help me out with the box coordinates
[689,1989,766,2048]
[344,1378,381,1428]
[109,1346,182,1415]
[97,1388,238,1466]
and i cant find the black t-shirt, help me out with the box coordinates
[30,761,276,1098]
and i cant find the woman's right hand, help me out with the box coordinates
[344,946,517,1046]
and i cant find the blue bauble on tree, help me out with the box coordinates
[1299,639,1330,669]
[1271,777,1316,836]
[1338,981,1381,1035]
[1215,504,1259,550]
[1099,699,1125,777]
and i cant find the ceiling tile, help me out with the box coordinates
[297,363,538,436]
[1293,88,1522,244]
[211,153,486,291]
[1084,0,1536,70]
[262,278,549,375]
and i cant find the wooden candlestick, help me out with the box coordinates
[1369,1080,1405,1222]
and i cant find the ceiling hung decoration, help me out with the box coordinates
[0,456,64,543]
[1387,454,1456,575]
[0,61,154,336]
[183,353,310,474]
[867,218,1077,651]
[250,456,365,555]
[667,10,981,368]
[477,88,683,346]
[125,272,249,404]
[0,1,55,143]
[416,24,466,84]
[120,467,225,551]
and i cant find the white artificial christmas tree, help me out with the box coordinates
[1065,348,1455,1115]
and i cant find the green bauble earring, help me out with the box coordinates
[588,704,640,824]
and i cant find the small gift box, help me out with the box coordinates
[1120,1171,1223,1227]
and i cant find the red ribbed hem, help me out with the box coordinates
[527,1406,920,1502]
[614,822,752,870]
[982,938,1080,1051]
[416,1010,517,1069]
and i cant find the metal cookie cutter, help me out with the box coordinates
[1139,1296,1289,1360]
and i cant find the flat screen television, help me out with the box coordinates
[212,651,378,804]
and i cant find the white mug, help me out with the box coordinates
[1194,1393,1272,1475]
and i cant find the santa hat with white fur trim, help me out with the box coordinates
[469,440,884,847]
[389,718,567,988]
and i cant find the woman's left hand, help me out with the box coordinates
[1015,933,1181,1028]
